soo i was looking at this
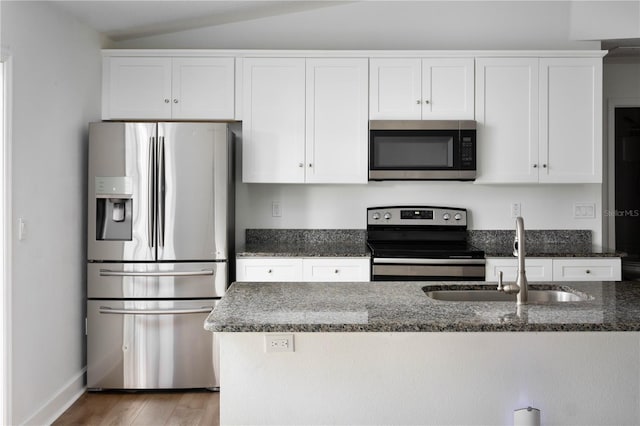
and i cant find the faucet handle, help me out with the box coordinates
[497,271,504,291]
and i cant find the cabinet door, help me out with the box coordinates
[236,258,303,282]
[242,58,306,183]
[475,58,539,183]
[106,57,172,119]
[539,58,602,183]
[369,58,422,119]
[305,58,368,184]
[171,57,235,120]
[422,58,474,119]
[485,258,553,282]
[553,258,621,282]
[302,258,371,282]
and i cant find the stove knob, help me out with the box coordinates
[384,212,392,220]
[442,213,451,221]
[372,212,381,220]
[454,213,462,221]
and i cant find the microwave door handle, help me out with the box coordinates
[99,306,214,315]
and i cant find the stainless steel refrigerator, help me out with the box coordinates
[86,122,233,391]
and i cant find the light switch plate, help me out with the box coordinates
[574,203,596,219]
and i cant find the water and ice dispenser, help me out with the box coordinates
[95,176,133,241]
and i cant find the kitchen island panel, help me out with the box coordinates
[220,332,640,425]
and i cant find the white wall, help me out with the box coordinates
[570,1,640,40]
[1,2,103,424]
[112,1,599,50]
[221,332,640,425]
[236,181,603,246]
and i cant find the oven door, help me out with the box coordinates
[372,258,486,281]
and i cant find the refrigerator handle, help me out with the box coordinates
[99,306,214,315]
[158,136,165,248]
[99,269,215,277]
[148,136,156,248]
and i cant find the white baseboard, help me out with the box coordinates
[23,368,86,426]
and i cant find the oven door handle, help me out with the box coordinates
[99,306,214,315]
[372,258,485,265]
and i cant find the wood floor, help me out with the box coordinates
[52,391,219,426]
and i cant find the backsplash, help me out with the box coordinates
[246,229,367,245]
[468,229,593,255]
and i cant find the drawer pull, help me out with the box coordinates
[267,269,273,274]
[585,269,591,274]
[334,269,340,274]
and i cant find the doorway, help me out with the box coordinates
[614,107,640,278]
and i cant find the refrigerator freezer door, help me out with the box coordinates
[87,261,227,299]
[87,299,220,390]
[88,122,156,261]
[157,123,230,261]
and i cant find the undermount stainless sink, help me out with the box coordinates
[424,288,590,303]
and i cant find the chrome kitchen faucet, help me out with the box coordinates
[497,216,529,305]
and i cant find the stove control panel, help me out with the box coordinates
[367,206,467,227]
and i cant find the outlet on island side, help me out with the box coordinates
[272,202,282,217]
[265,334,295,352]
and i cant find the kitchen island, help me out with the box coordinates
[205,281,640,425]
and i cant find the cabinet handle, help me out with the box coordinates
[586,269,591,274]
[267,269,273,274]
[416,100,421,104]
[533,164,538,168]
[334,269,339,274]
[298,163,304,168]
[173,99,179,104]
[542,164,547,168]
[164,99,170,103]
[425,100,430,104]
[308,163,313,168]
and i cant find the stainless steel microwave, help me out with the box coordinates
[369,120,477,181]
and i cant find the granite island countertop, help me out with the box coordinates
[205,280,640,333]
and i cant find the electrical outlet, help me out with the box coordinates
[272,202,282,217]
[574,203,596,219]
[265,334,294,352]
[511,203,521,218]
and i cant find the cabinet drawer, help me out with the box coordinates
[302,258,370,282]
[236,258,302,282]
[485,258,553,282]
[552,258,621,281]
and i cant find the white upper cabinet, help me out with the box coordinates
[369,58,474,120]
[305,58,368,184]
[475,58,539,183]
[242,58,306,183]
[103,56,235,120]
[243,57,368,184]
[539,58,602,183]
[475,57,602,184]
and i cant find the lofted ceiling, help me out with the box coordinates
[53,0,353,41]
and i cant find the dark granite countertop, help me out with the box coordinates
[237,229,370,258]
[482,244,623,258]
[237,242,370,258]
[205,280,640,333]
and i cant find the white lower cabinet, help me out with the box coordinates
[236,257,370,282]
[553,258,621,282]
[485,258,553,282]
[486,257,621,282]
